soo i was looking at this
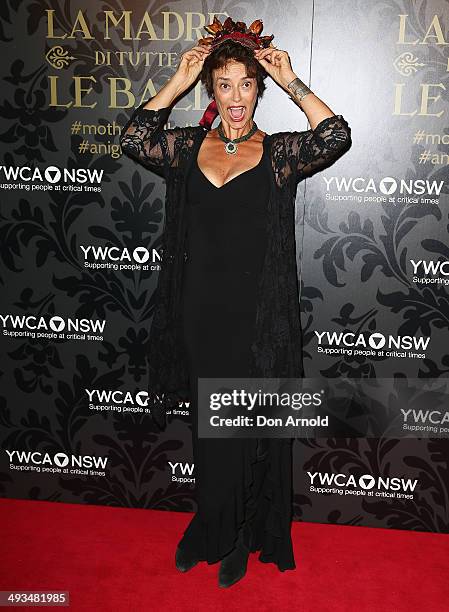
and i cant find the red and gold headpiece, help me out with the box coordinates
[198,16,275,130]
[199,16,274,51]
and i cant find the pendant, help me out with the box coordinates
[225,141,238,155]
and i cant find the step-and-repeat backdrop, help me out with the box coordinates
[1,2,448,533]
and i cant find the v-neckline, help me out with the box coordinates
[196,133,267,190]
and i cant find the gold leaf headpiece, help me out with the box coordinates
[199,16,274,51]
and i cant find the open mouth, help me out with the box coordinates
[228,106,246,121]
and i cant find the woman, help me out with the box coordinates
[120,16,351,588]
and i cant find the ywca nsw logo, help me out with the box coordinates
[1,313,106,342]
[5,449,109,477]
[314,330,430,361]
[308,471,419,500]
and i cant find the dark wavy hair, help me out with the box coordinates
[200,40,268,100]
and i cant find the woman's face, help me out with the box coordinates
[212,60,258,129]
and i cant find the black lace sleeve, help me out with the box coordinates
[119,97,183,178]
[281,114,351,184]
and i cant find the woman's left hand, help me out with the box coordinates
[253,47,297,91]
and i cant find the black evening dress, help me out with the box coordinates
[177,145,295,571]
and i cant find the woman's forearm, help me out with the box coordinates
[283,73,337,130]
[143,74,187,111]
[296,92,337,130]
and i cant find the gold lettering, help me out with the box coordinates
[68,10,93,39]
[112,78,135,108]
[393,82,445,117]
[48,76,71,108]
[46,9,66,39]
[135,12,158,40]
[419,83,445,116]
[46,9,229,42]
[162,12,184,41]
[397,14,419,45]
[74,76,97,107]
[49,76,97,108]
[185,12,207,41]
[104,11,132,40]
[112,78,157,108]
[398,13,449,45]
[421,14,448,45]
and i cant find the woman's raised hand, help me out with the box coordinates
[173,44,212,91]
[253,47,297,92]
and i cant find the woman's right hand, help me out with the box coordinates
[173,44,212,92]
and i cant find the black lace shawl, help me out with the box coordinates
[120,98,351,428]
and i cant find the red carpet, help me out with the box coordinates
[1,498,448,611]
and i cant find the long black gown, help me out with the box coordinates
[178,145,295,570]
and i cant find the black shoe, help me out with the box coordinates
[218,538,249,588]
[175,545,199,572]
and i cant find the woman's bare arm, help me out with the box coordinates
[142,44,211,111]
[119,44,211,174]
